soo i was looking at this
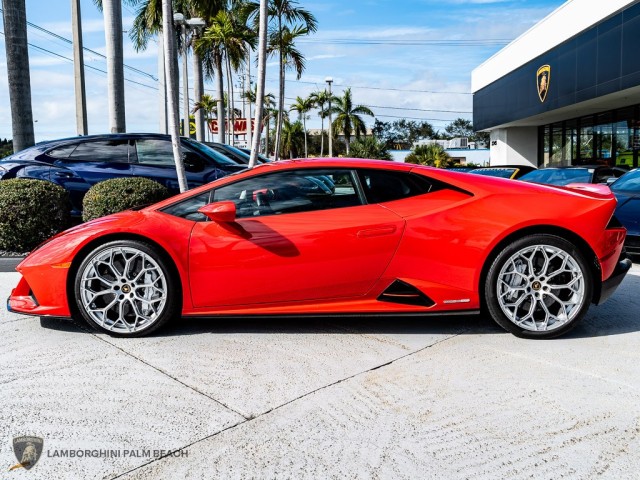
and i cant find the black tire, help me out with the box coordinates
[484,234,593,339]
[73,240,180,337]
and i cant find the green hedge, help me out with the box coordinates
[83,177,170,222]
[0,179,70,252]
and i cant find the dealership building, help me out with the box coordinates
[472,0,640,169]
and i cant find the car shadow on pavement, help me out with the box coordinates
[38,274,640,339]
[39,313,503,338]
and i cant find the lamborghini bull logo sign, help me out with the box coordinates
[9,436,44,471]
[537,65,550,103]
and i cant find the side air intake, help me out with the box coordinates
[377,280,435,307]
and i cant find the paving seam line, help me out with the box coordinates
[109,330,466,479]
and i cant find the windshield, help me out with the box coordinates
[182,138,238,166]
[470,168,516,179]
[519,168,592,186]
[611,169,640,193]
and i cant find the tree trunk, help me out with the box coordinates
[103,0,126,133]
[215,52,225,143]
[3,0,34,152]
[303,116,307,158]
[71,0,87,135]
[161,0,187,192]
[249,0,267,167]
[320,113,324,157]
[193,38,205,142]
[273,16,283,161]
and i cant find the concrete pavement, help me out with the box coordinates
[1,266,640,479]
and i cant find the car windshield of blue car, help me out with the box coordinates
[183,138,238,166]
[469,168,516,178]
[519,168,592,186]
[611,169,640,193]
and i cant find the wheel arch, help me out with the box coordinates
[479,225,602,308]
[66,232,184,317]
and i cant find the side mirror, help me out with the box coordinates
[197,201,236,223]
[183,152,205,172]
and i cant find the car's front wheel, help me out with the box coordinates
[485,234,593,339]
[74,240,179,336]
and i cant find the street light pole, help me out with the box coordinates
[181,23,189,137]
[325,77,333,157]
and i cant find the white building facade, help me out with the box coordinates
[472,0,640,169]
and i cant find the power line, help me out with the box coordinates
[0,8,158,81]
[0,31,158,91]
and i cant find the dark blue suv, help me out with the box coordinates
[0,133,245,217]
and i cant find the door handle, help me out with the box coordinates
[357,225,397,238]
[54,171,74,178]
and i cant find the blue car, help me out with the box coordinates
[0,134,245,217]
[610,168,640,256]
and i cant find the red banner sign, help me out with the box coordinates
[208,118,258,135]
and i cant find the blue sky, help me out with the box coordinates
[0,0,563,141]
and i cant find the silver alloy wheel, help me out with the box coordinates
[78,246,167,334]
[496,244,585,332]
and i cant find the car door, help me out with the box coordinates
[48,139,136,213]
[132,138,222,193]
[187,168,406,307]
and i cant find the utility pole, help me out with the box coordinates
[71,0,87,135]
[2,0,35,151]
[162,1,188,192]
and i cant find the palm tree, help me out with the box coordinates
[309,89,332,157]
[99,0,126,132]
[197,7,254,145]
[405,144,452,168]
[289,95,314,158]
[330,88,374,154]
[348,137,392,160]
[2,0,35,151]
[192,93,217,141]
[267,24,309,160]
[280,119,304,159]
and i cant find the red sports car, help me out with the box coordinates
[7,159,632,339]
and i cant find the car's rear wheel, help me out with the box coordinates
[485,234,593,339]
[74,240,179,336]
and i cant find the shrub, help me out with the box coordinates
[83,177,170,222]
[0,179,70,252]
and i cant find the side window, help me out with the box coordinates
[357,169,436,203]
[67,140,131,162]
[212,169,362,219]
[47,144,79,159]
[161,191,212,221]
[136,139,180,167]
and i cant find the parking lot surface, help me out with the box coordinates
[1,265,640,479]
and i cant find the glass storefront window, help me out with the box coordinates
[539,105,640,168]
